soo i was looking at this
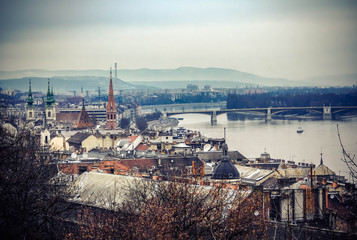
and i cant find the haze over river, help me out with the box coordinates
[175,114,357,181]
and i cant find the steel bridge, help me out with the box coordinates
[164,106,357,125]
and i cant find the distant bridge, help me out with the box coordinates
[163,106,357,125]
[141,102,226,114]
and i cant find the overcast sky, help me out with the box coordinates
[0,0,356,79]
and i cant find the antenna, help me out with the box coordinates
[224,127,226,142]
[115,62,117,79]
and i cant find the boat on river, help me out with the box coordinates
[297,127,304,133]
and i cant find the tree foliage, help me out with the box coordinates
[120,117,130,129]
[227,90,357,109]
[135,116,148,131]
[145,111,162,122]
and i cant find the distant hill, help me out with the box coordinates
[118,67,302,87]
[0,67,355,90]
[131,80,256,89]
[0,69,108,79]
[0,67,287,84]
[0,76,154,92]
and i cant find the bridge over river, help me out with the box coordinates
[141,102,357,125]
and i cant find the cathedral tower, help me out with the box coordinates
[26,79,35,121]
[106,68,117,130]
[45,79,56,122]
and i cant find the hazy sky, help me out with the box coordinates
[0,0,356,79]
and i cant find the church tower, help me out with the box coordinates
[26,79,35,121]
[106,68,117,130]
[45,79,56,122]
[74,99,94,129]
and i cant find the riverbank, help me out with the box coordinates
[176,113,357,181]
[148,117,179,130]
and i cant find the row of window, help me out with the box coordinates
[107,114,116,120]
[28,111,53,118]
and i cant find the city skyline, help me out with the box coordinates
[0,0,356,80]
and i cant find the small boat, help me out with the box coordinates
[177,117,184,120]
[297,127,304,133]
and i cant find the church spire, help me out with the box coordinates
[47,79,51,96]
[45,79,55,106]
[50,86,55,104]
[45,79,52,106]
[26,79,34,106]
[73,98,93,129]
[320,152,323,165]
[106,67,117,130]
[109,68,113,98]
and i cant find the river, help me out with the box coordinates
[175,113,357,181]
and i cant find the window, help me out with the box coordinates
[45,136,48,144]
[107,114,110,119]
[29,112,32,118]
[48,111,51,117]
[79,166,88,175]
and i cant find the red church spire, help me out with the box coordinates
[106,68,117,130]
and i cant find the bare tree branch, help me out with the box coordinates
[337,124,356,182]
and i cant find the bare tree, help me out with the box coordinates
[67,178,268,240]
[337,124,356,183]
[0,124,72,240]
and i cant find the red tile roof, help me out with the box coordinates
[119,158,156,171]
[136,144,148,151]
[73,107,94,129]
[128,135,138,143]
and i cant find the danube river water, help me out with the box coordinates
[175,114,357,181]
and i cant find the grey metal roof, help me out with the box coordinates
[198,151,246,161]
[235,165,275,182]
[67,132,91,145]
[68,172,147,209]
[68,172,251,210]
[212,161,240,180]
